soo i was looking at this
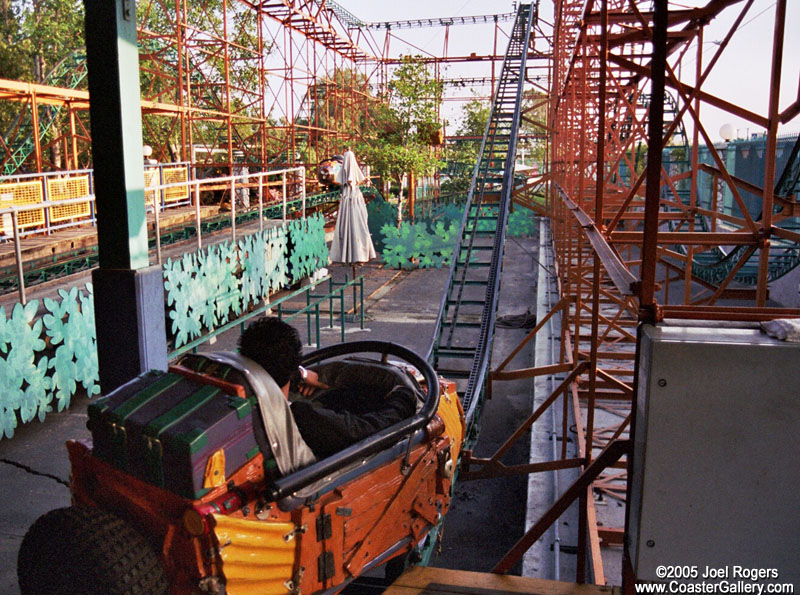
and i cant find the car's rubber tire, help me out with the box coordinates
[17,506,168,595]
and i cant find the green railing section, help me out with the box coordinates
[164,214,327,349]
[0,285,98,438]
[0,213,329,440]
[368,196,537,270]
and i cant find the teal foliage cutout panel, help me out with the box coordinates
[263,226,290,293]
[164,218,321,349]
[378,200,464,270]
[378,199,537,270]
[164,252,204,348]
[164,241,243,348]
[287,213,328,283]
[44,286,100,412]
[239,226,290,305]
[508,208,538,237]
[381,219,459,270]
[0,284,98,440]
[200,241,242,327]
[239,233,268,306]
[366,196,398,254]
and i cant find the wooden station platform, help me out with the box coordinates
[0,204,220,270]
[385,566,620,595]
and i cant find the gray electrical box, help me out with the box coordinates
[629,324,800,583]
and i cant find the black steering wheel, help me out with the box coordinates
[267,341,440,501]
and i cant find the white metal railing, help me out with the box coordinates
[2,167,307,305]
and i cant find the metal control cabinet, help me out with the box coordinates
[629,324,800,583]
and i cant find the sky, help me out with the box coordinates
[335,1,800,143]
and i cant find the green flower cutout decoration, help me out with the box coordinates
[202,241,241,326]
[288,214,328,283]
[0,284,99,439]
[507,209,537,237]
[0,354,18,439]
[165,229,286,349]
[23,357,53,423]
[239,232,268,306]
[0,301,47,428]
[381,218,459,270]
[72,285,99,399]
[44,284,100,411]
[164,252,203,348]
[367,197,399,254]
[265,226,290,292]
[378,198,536,271]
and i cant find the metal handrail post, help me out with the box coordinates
[231,177,236,242]
[301,167,306,218]
[314,303,321,348]
[194,181,202,252]
[12,210,26,305]
[282,172,287,222]
[359,275,364,329]
[153,193,162,265]
[339,286,346,342]
[306,288,312,346]
[43,178,52,236]
[89,171,97,227]
[258,176,263,232]
[159,165,166,213]
[352,271,358,322]
[329,276,334,328]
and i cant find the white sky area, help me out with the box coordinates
[336,1,800,143]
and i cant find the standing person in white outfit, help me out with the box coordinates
[329,148,377,263]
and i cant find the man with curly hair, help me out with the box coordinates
[238,316,417,459]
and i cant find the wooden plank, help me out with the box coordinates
[386,566,620,595]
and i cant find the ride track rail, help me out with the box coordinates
[426,3,536,441]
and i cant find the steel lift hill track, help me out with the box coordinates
[427,3,535,445]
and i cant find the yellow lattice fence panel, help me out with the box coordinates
[162,166,189,204]
[0,180,44,234]
[144,168,159,207]
[46,176,92,223]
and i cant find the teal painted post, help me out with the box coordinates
[85,0,148,270]
[85,0,168,393]
[328,276,334,328]
[305,288,312,346]
[314,303,321,348]
[339,287,346,343]
[359,276,364,329]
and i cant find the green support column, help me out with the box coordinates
[85,0,167,393]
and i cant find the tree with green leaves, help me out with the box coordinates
[441,97,490,195]
[356,55,443,217]
[0,0,84,85]
[0,0,86,170]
